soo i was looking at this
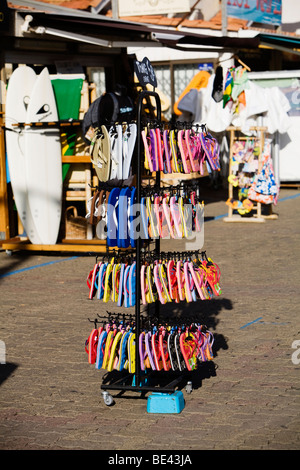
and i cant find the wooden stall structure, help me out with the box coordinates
[224,126,278,223]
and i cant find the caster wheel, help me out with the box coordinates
[6,250,12,256]
[185,381,192,394]
[102,391,114,406]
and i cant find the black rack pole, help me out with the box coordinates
[135,89,161,390]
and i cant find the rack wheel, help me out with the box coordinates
[102,391,114,406]
[6,250,12,256]
[185,381,192,394]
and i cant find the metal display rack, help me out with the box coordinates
[100,89,190,405]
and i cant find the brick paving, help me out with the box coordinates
[0,185,299,451]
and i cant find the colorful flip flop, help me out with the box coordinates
[178,129,192,174]
[127,332,136,374]
[118,187,131,248]
[145,331,156,370]
[163,129,172,174]
[107,187,120,247]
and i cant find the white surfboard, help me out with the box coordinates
[5,66,41,244]
[24,67,62,245]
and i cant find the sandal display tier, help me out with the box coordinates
[224,126,279,223]
[85,87,222,407]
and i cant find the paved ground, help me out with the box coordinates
[0,183,299,452]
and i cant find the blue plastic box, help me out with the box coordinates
[147,391,185,414]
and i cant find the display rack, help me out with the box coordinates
[99,89,188,403]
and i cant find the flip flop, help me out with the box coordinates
[117,262,126,307]
[176,260,186,301]
[149,128,159,172]
[169,129,181,173]
[87,262,100,299]
[109,124,122,180]
[142,128,153,172]
[170,196,183,239]
[185,129,200,173]
[163,129,172,174]
[123,264,131,308]
[116,330,130,371]
[179,196,192,239]
[167,259,179,303]
[154,196,169,239]
[129,262,136,307]
[155,127,164,172]
[183,261,194,303]
[127,332,136,374]
[151,330,163,371]
[146,196,159,239]
[174,332,186,371]
[123,123,137,180]
[167,330,180,371]
[111,262,121,303]
[107,187,120,247]
[153,263,168,305]
[180,331,197,371]
[103,258,114,303]
[95,329,108,369]
[86,328,98,364]
[118,187,131,248]
[159,328,171,371]
[199,131,220,171]
[129,186,137,247]
[141,197,149,241]
[162,195,175,239]
[188,261,205,301]
[102,329,116,370]
[90,125,111,182]
[139,331,151,370]
[141,264,152,305]
[107,330,123,371]
[146,265,157,304]
[97,262,107,300]
[178,129,192,174]
[145,331,156,370]
[158,262,172,303]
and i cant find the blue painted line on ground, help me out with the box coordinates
[0,256,78,279]
[240,317,263,329]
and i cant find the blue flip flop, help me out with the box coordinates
[97,262,107,300]
[129,261,136,307]
[129,186,137,248]
[118,187,131,248]
[95,330,107,369]
[107,187,120,247]
[117,330,131,371]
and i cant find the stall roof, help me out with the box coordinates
[7,0,260,52]
[6,0,300,55]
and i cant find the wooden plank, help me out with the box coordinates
[2,239,110,253]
